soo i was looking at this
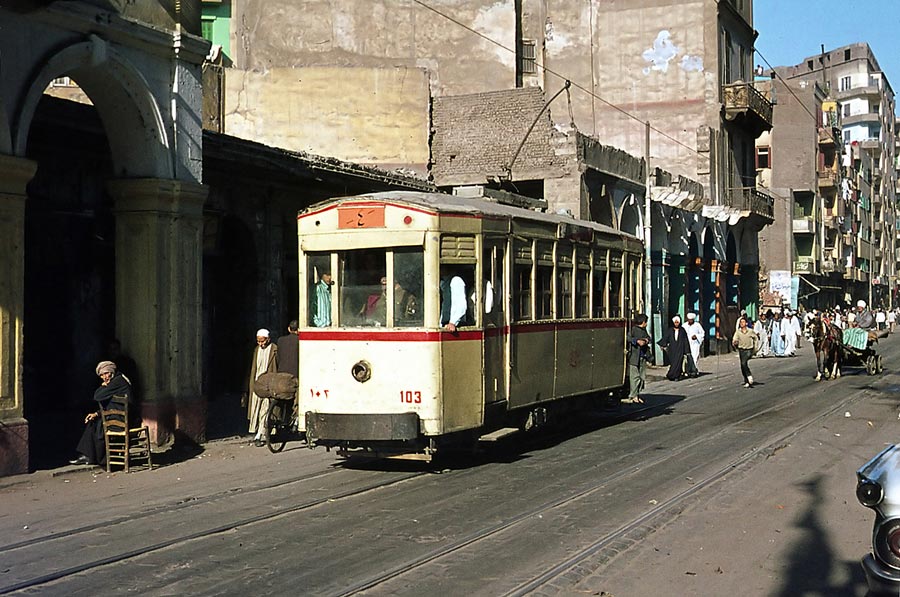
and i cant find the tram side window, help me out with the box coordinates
[308,253,333,327]
[513,262,532,321]
[394,250,424,327]
[609,271,622,318]
[575,267,590,318]
[536,264,553,319]
[340,249,388,327]
[557,268,573,318]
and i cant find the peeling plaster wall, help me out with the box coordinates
[540,0,719,188]
[224,66,430,171]
[232,0,516,96]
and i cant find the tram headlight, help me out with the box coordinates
[352,360,372,383]
[857,479,884,508]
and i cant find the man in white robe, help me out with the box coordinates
[783,310,798,356]
[684,312,705,377]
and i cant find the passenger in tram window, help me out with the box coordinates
[394,280,419,323]
[359,276,388,326]
[312,271,333,327]
[440,267,469,332]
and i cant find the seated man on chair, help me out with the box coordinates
[69,360,132,466]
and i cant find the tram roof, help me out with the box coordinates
[308,191,638,240]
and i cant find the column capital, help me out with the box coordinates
[0,154,37,196]
[108,178,208,217]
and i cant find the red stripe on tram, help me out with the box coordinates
[299,320,627,342]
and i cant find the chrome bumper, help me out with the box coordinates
[862,553,900,595]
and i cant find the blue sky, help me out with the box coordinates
[755,0,900,110]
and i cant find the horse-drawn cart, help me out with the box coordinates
[842,327,883,375]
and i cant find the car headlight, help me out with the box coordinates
[874,518,900,569]
[857,479,885,508]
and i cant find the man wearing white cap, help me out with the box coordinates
[658,315,690,381]
[247,328,278,446]
[855,300,875,330]
[683,313,705,378]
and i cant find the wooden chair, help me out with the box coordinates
[100,396,152,473]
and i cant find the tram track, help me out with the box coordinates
[335,371,879,596]
[2,351,885,595]
[0,468,429,595]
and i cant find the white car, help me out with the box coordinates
[857,444,900,594]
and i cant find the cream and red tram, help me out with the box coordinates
[296,191,643,459]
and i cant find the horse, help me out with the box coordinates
[806,316,842,381]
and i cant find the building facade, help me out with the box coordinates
[0,2,210,476]
[773,43,898,308]
[203,0,774,352]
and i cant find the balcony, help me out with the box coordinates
[817,170,837,189]
[794,258,817,274]
[860,138,881,151]
[722,81,774,136]
[792,218,815,234]
[843,112,882,127]
[821,259,844,274]
[835,85,881,101]
[724,186,774,221]
[818,126,838,146]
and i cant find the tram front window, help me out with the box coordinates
[336,248,423,328]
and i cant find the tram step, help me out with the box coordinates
[479,427,520,442]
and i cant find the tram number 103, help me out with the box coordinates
[400,390,422,404]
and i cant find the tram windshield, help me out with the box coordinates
[306,248,424,328]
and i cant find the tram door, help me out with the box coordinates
[483,240,508,404]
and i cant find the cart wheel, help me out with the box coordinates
[866,356,875,375]
[265,400,288,453]
[877,355,884,374]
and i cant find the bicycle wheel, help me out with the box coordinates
[265,399,288,453]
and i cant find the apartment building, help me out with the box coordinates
[774,43,897,308]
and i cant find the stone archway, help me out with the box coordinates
[13,38,173,179]
[2,29,208,474]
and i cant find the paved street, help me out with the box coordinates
[2,336,899,596]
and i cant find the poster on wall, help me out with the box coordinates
[769,270,792,308]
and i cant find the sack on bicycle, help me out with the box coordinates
[253,372,298,400]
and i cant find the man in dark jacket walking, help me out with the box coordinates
[625,314,651,404]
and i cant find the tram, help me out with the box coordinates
[296,191,643,459]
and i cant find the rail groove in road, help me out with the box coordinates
[503,383,878,595]
[331,377,876,596]
[0,470,428,595]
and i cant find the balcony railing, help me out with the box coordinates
[722,81,774,135]
[725,186,774,221]
[793,259,816,274]
[818,170,837,188]
[792,218,814,234]
[821,259,844,274]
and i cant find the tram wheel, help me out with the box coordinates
[265,400,288,453]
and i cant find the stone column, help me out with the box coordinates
[107,178,208,448]
[0,154,37,476]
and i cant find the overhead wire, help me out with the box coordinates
[410,0,800,207]
[409,0,706,162]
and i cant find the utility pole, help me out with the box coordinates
[645,121,657,361]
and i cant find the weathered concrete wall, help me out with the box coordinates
[224,66,431,173]
[231,0,515,96]
[541,0,717,185]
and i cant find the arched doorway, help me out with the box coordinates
[618,196,642,238]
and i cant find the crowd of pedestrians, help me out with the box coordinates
[627,300,898,401]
